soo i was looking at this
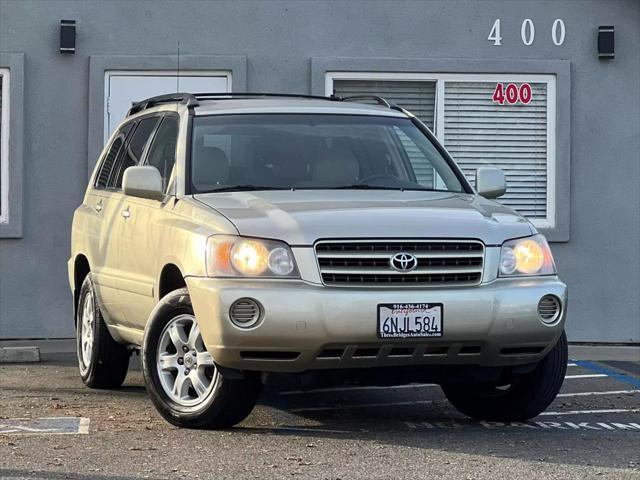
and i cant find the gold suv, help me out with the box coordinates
[69,93,567,428]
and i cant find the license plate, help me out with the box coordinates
[377,303,443,339]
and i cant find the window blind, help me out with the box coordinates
[443,81,548,219]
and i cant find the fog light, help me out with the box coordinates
[229,298,262,328]
[538,295,561,324]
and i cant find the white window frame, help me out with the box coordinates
[103,70,232,142]
[326,72,556,229]
[0,68,10,224]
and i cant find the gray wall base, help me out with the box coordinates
[0,346,41,363]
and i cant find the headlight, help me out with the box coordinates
[231,240,269,275]
[206,235,299,278]
[499,234,556,277]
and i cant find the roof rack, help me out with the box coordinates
[127,92,401,116]
[127,93,199,116]
[194,92,338,102]
[340,95,392,108]
[341,95,409,115]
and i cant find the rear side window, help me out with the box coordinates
[112,116,159,189]
[146,115,179,191]
[95,122,133,189]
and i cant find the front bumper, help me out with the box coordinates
[186,276,567,373]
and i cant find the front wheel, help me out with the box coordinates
[442,331,568,421]
[141,288,262,429]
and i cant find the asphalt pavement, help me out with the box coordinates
[1,352,639,479]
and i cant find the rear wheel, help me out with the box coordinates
[442,331,568,421]
[142,288,262,429]
[76,275,130,388]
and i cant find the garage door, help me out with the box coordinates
[104,72,230,141]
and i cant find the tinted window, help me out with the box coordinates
[95,123,133,189]
[112,116,159,189]
[190,114,465,193]
[146,115,179,191]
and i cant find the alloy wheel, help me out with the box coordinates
[79,291,95,374]
[156,314,217,407]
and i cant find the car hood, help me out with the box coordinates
[194,190,534,246]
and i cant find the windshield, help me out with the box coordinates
[190,114,468,193]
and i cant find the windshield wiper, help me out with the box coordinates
[332,184,404,190]
[205,185,288,193]
[332,184,444,191]
[203,184,452,193]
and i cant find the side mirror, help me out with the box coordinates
[476,166,506,199]
[123,166,163,200]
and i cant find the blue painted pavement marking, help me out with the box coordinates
[574,360,640,389]
[0,417,89,435]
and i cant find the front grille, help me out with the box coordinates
[315,239,484,287]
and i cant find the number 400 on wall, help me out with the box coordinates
[488,18,566,46]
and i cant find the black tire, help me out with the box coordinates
[76,275,130,389]
[441,331,568,421]
[141,288,262,429]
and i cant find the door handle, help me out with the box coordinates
[95,200,103,212]
[121,207,131,219]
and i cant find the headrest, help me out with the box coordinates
[193,137,229,188]
[255,141,308,185]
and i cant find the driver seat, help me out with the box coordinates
[312,146,360,185]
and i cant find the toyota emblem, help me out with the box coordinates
[390,252,418,272]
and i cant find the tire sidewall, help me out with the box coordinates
[142,290,225,424]
[76,276,100,384]
[442,331,568,421]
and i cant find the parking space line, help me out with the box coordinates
[405,420,640,432]
[567,363,578,367]
[574,360,640,388]
[557,389,639,398]
[78,417,90,434]
[540,409,640,416]
[564,374,608,379]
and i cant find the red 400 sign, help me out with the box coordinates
[492,83,532,105]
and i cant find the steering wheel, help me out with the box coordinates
[356,173,400,184]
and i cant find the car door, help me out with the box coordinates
[113,114,164,330]
[118,113,180,332]
[88,122,135,326]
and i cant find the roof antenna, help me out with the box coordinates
[176,41,181,93]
